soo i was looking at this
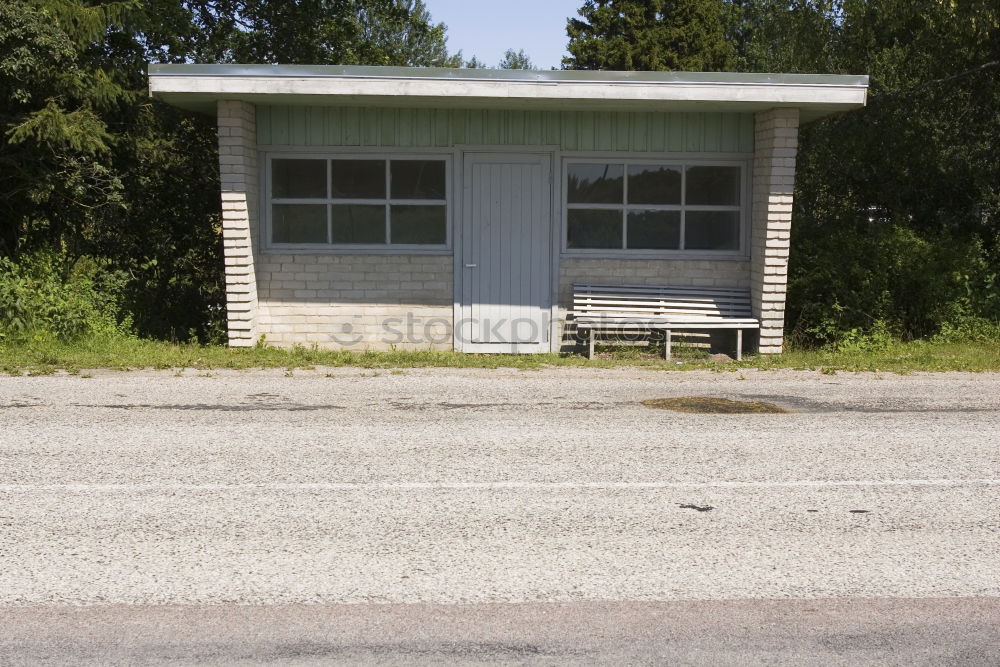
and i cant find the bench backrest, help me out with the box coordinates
[573,283,753,320]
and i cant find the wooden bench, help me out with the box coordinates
[572,283,759,361]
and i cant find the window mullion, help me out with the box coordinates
[680,165,687,250]
[622,165,629,249]
[326,160,332,244]
[566,203,625,210]
[385,160,391,245]
[389,199,448,206]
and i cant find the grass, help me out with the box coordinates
[738,339,1000,373]
[1,333,998,375]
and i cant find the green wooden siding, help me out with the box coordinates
[257,106,753,153]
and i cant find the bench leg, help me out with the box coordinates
[587,329,595,360]
[736,329,743,361]
[665,329,672,360]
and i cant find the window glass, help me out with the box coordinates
[685,166,741,206]
[564,161,744,254]
[391,160,446,200]
[272,204,327,243]
[567,209,623,249]
[330,204,386,244]
[627,210,681,250]
[331,160,385,199]
[272,159,326,199]
[685,211,740,250]
[391,205,447,245]
[567,164,624,204]
[628,165,681,205]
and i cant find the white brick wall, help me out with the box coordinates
[750,108,799,354]
[218,100,260,346]
[256,254,453,350]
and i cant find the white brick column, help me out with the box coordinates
[217,100,259,346]
[750,108,799,354]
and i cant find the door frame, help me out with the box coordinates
[453,145,561,353]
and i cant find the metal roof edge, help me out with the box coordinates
[147,64,869,88]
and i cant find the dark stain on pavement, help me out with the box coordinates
[170,640,555,663]
[747,394,998,414]
[388,400,627,411]
[679,504,715,512]
[644,397,788,414]
[72,403,345,411]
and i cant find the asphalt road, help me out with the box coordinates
[1,368,998,664]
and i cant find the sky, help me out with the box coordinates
[426,0,582,69]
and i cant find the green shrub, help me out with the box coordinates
[788,222,1000,346]
[933,316,1000,343]
[832,319,900,354]
[0,252,130,342]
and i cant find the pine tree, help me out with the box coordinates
[564,0,736,71]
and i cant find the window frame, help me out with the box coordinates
[261,150,453,254]
[561,155,751,259]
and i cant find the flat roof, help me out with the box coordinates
[149,64,868,121]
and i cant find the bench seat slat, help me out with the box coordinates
[577,283,747,293]
[575,297,751,306]
[575,322,760,330]
[576,320,757,326]
[578,312,752,320]
[576,303,751,312]
[577,304,752,314]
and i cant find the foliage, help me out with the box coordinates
[932,316,1000,345]
[0,252,128,341]
[736,0,1000,344]
[0,0,134,257]
[463,49,536,70]
[787,222,997,345]
[1,0,462,342]
[498,48,534,70]
[564,0,735,70]
[176,0,461,66]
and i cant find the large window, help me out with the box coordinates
[268,156,449,249]
[565,160,745,253]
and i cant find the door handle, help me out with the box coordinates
[464,264,478,268]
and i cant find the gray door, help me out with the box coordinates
[460,153,552,352]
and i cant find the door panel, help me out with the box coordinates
[460,153,552,351]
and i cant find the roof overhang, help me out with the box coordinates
[148,65,869,123]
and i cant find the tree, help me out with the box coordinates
[564,0,735,71]
[726,0,1000,340]
[462,49,536,70]
[498,48,534,70]
[0,0,137,258]
[177,0,460,66]
[1,0,464,340]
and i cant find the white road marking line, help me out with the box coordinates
[0,479,998,492]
